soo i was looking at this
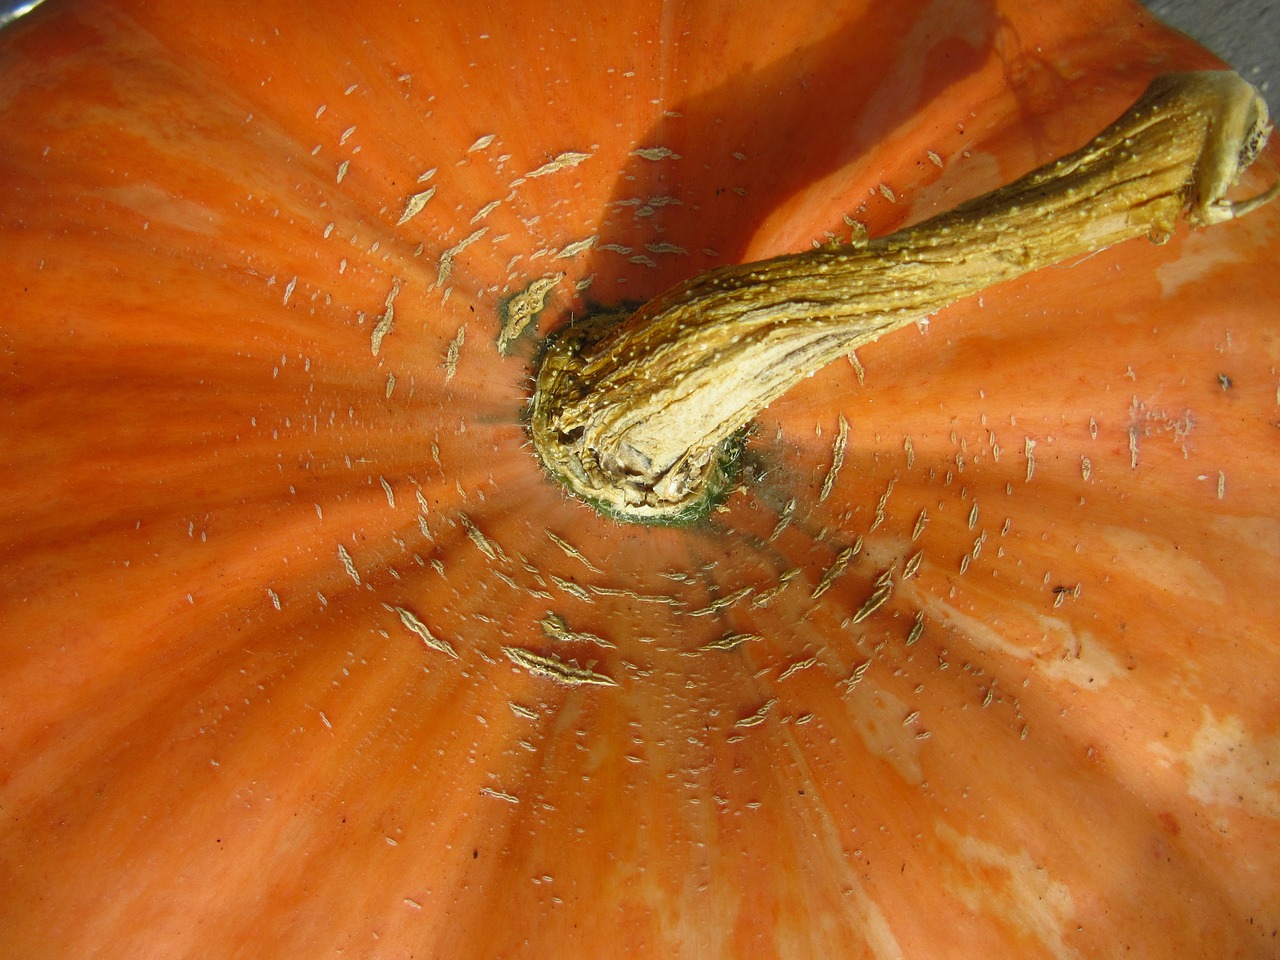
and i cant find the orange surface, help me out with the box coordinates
[0,1,1277,957]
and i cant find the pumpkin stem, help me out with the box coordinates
[530,71,1276,523]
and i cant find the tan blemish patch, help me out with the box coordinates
[916,592,1123,689]
[94,184,222,236]
[1127,396,1196,461]
[540,612,615,649]
[851,569,894,624]
[819,414,849,503]
[437,227,489,287]
[370,280,401,356]
[498,274,563,354]
[777,656,818,681]
[396,185,436,226]
[911,508,928,541]
[502,646,617,687]
[459,512,499,561]
[1156,226,1244,297]
[848,350,865,384]
[545,530,602,573]
[630,146,680,161]
[812,543,858,600]
[848,684,923,785]
[699,632,763,652]
[1152,708,1280,819]
[523,151,593,179]
[337,543,360,585]
[935,822,1076,960]
[1033,617,1123,687]
[556,235,598,259]
[470,198,502,224]
[733,698,778,729]
[1215,515,1280,557]
[643,242,687,257]
[395,606,459,659]
[443,325,466,383]
[1098,526,1226,606]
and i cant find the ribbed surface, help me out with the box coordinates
[0,2,1276,958]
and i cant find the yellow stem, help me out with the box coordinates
[530,72,1277,523]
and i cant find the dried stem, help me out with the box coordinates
[530,72,1278,523]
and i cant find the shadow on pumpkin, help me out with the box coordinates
[574,0,1000,305]
[511,0,1000,526]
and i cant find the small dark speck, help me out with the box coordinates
[1218,373,1233,390]
[473,848,479,859]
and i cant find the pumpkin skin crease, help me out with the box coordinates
[0,2,1278,960]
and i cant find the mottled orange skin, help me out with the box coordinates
[0,1,1277,958]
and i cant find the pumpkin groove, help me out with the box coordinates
[1,0,1278,958]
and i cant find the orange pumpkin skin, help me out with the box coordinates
[1,1,1277,958]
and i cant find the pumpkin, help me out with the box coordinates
[1,0,1277,957]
